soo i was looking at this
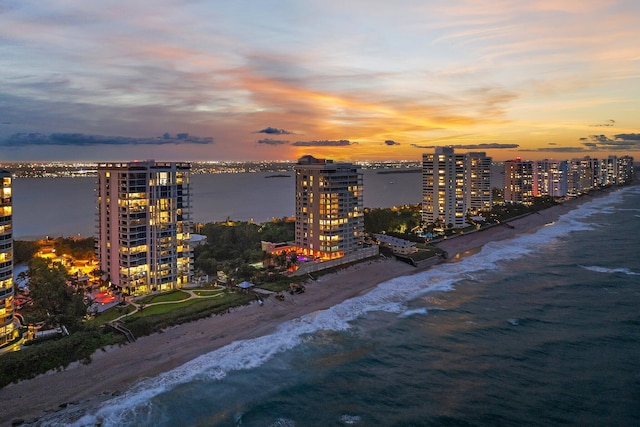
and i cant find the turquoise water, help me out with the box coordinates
[40,185,640,426]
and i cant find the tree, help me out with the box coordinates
[53,237,95,259]
[13,240,39,264]
[27,258,87,330]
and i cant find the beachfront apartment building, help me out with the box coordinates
[568,157,597,196]
[0,170,16,347]
[96,161,193,295]
[534,160,568,198]
[422,147,466,228]
[294,155,364,260]
[465,152,493,214]
[616,155,634,185]
[422,148,492,228]
[504,159,535,205]
[506,155,635,202]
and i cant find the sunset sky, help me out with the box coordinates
[1,0,639,162]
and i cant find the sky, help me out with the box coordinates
[1,0,639,162]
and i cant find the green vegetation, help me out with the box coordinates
[194,219,294,277]
[138,290,190,304]
[22,257,86,330]
[13,240,39,264]
[86,304,136,325]
[192,289,225,297]
[53,237,95,259]
[364,204,421,234]
[0,328,125,388]
[123,293,254,337]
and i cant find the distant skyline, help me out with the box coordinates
[1,1,639,162]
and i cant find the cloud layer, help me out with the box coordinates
[1,133,214,146]
[0,1,638,161]
[410,143,519,149]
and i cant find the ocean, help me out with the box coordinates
[11,170,419,239]
[35,184,640,426]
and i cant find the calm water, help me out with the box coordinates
[12,170,420,239]
[37,185,640,426]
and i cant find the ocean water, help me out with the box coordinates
[12,170,419,239]
[36,184,640,426]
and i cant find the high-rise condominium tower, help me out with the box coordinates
[504,159,535,205]
[534,160,568,197]
[96,161,193,295]
[294,155,364,260]
[422,147,467,228]
[0,170,16,346]
[465,152,493,214]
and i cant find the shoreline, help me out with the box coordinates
[0,192,611,426]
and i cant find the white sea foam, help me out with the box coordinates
[269,417,296,427]
[59,188,630,427]
[399,307,429,318]
[580,265,640,276]
[340,414,362,424]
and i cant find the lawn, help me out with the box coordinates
[138,290,191,304]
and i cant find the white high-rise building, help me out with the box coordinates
[96,161,193,295]
[617,156,634,184]
[465,152,493,214]
[534,160,568,197]
[504,159,535,205]
[568,157,597,196]
[422,147,467,228]
[294,155,364,260]
[0,170,16,346]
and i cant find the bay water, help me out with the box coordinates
[12,170,419,239]
[35,184,640,426]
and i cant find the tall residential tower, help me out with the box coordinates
[294,155,364,260]
[0,170,16,346]
[96,161,193,295]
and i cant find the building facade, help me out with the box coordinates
[534,160,568,198]
[294,155,364,260]
[96,161,193,295]
[422,147,468,228]
[465,152,493,214]
[0,170,16,346]
[617,156,635,184]
[504,159,535,205]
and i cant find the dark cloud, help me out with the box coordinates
[614,133,640,141]
[384,140,400,146]
[586,134,613,144]
[548,142,557,145]
[546,147,591,152]
[518,146,591,152]
[1,132,214,146]
[410,143,519,149]
[255,127,294,135]
[258,138,289,145]
[589,119,616,127]
[520,132,640,153]
[577,134,640,150]
[291,140,355,147]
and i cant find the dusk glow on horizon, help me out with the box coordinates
[1,1,639,162]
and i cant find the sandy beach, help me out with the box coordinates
[0,197,590,426]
